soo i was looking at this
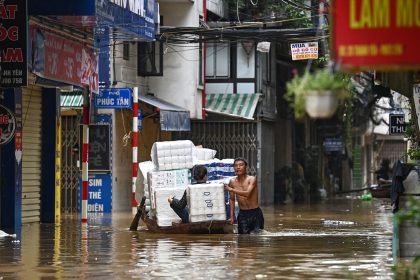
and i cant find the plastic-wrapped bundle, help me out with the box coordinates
[192,147,217,162]
[154,187,187,226]
[221,159,235,177]
[147,169,191,210]
[151,140,194,171]
[187,183,226,222]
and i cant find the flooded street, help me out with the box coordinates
[0,197,394,279]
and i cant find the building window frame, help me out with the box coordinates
[206,41,230,79]
[137,41,163,76]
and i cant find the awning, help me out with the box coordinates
[139,95,191,131]
[205,93,261,120]
[59,93,190,131]
[61,93,84,107]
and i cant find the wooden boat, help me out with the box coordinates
[369,184,391,198]
[130,197,236,234]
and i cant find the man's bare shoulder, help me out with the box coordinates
[246,175,257,183]
[229,177,238,185]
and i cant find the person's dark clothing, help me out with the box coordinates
[375,166,391,182]
[237,207,264,234]
[390,160,414,213]
[169,191,189,223]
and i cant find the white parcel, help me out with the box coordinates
[187,183,226,223]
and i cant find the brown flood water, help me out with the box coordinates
[0,197,394,279]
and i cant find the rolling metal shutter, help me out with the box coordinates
[22,86,42,223]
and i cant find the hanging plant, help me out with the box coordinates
[286,68,351,119]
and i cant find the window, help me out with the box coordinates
[206,42,230,78]
[137,41,163,76]
[123,41,130,60]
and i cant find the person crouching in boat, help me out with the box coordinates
[375,158,392,187]
[167,165,208,223]
[224,157,264,234]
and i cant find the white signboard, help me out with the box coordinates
[414,84,420,131]
[290,42,318,60]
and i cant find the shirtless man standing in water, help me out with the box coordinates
[224,157,264,234]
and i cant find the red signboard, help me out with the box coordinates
[29,24,98,92]
[0,0,27,87]
[331,0,420,71]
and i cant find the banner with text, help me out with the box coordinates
[331,0,420,70]
[29,24,99,93]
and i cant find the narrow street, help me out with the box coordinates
[0,197,394,279]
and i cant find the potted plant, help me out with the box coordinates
[286,68,351,119]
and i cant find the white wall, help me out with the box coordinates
[206,0,227,18]
[110,109,133,212]
[110,41,149,95]
[148,2,204,119]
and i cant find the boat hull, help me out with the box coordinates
[370,184,391,198]
[130,197,236,234]
[143,217,236,234]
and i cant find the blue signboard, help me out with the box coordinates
[79,174,112,214]
[95,88,132,109]
[28,0,95,16]
[96,0,155,39]
[95,26,111,89]
[28,0,155,40]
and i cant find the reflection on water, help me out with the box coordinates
[0,197,394,279]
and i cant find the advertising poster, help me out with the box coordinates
[290,42,318,60]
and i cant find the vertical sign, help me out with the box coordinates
[79,174,112,213]
[79,124,110,171]
[0,0,27,87]
[95,26,110,89]
[414,84,420,131]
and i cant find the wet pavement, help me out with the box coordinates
[0,197,394,279]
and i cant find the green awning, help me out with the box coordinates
[61,93,83,107]
[205,93,261,120]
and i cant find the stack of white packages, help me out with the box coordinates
[147,169,191,210]
[187,183,226,222]
[151,140,194,171]
[154,187,187,226]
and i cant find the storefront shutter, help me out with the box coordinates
[22,86,42,223]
